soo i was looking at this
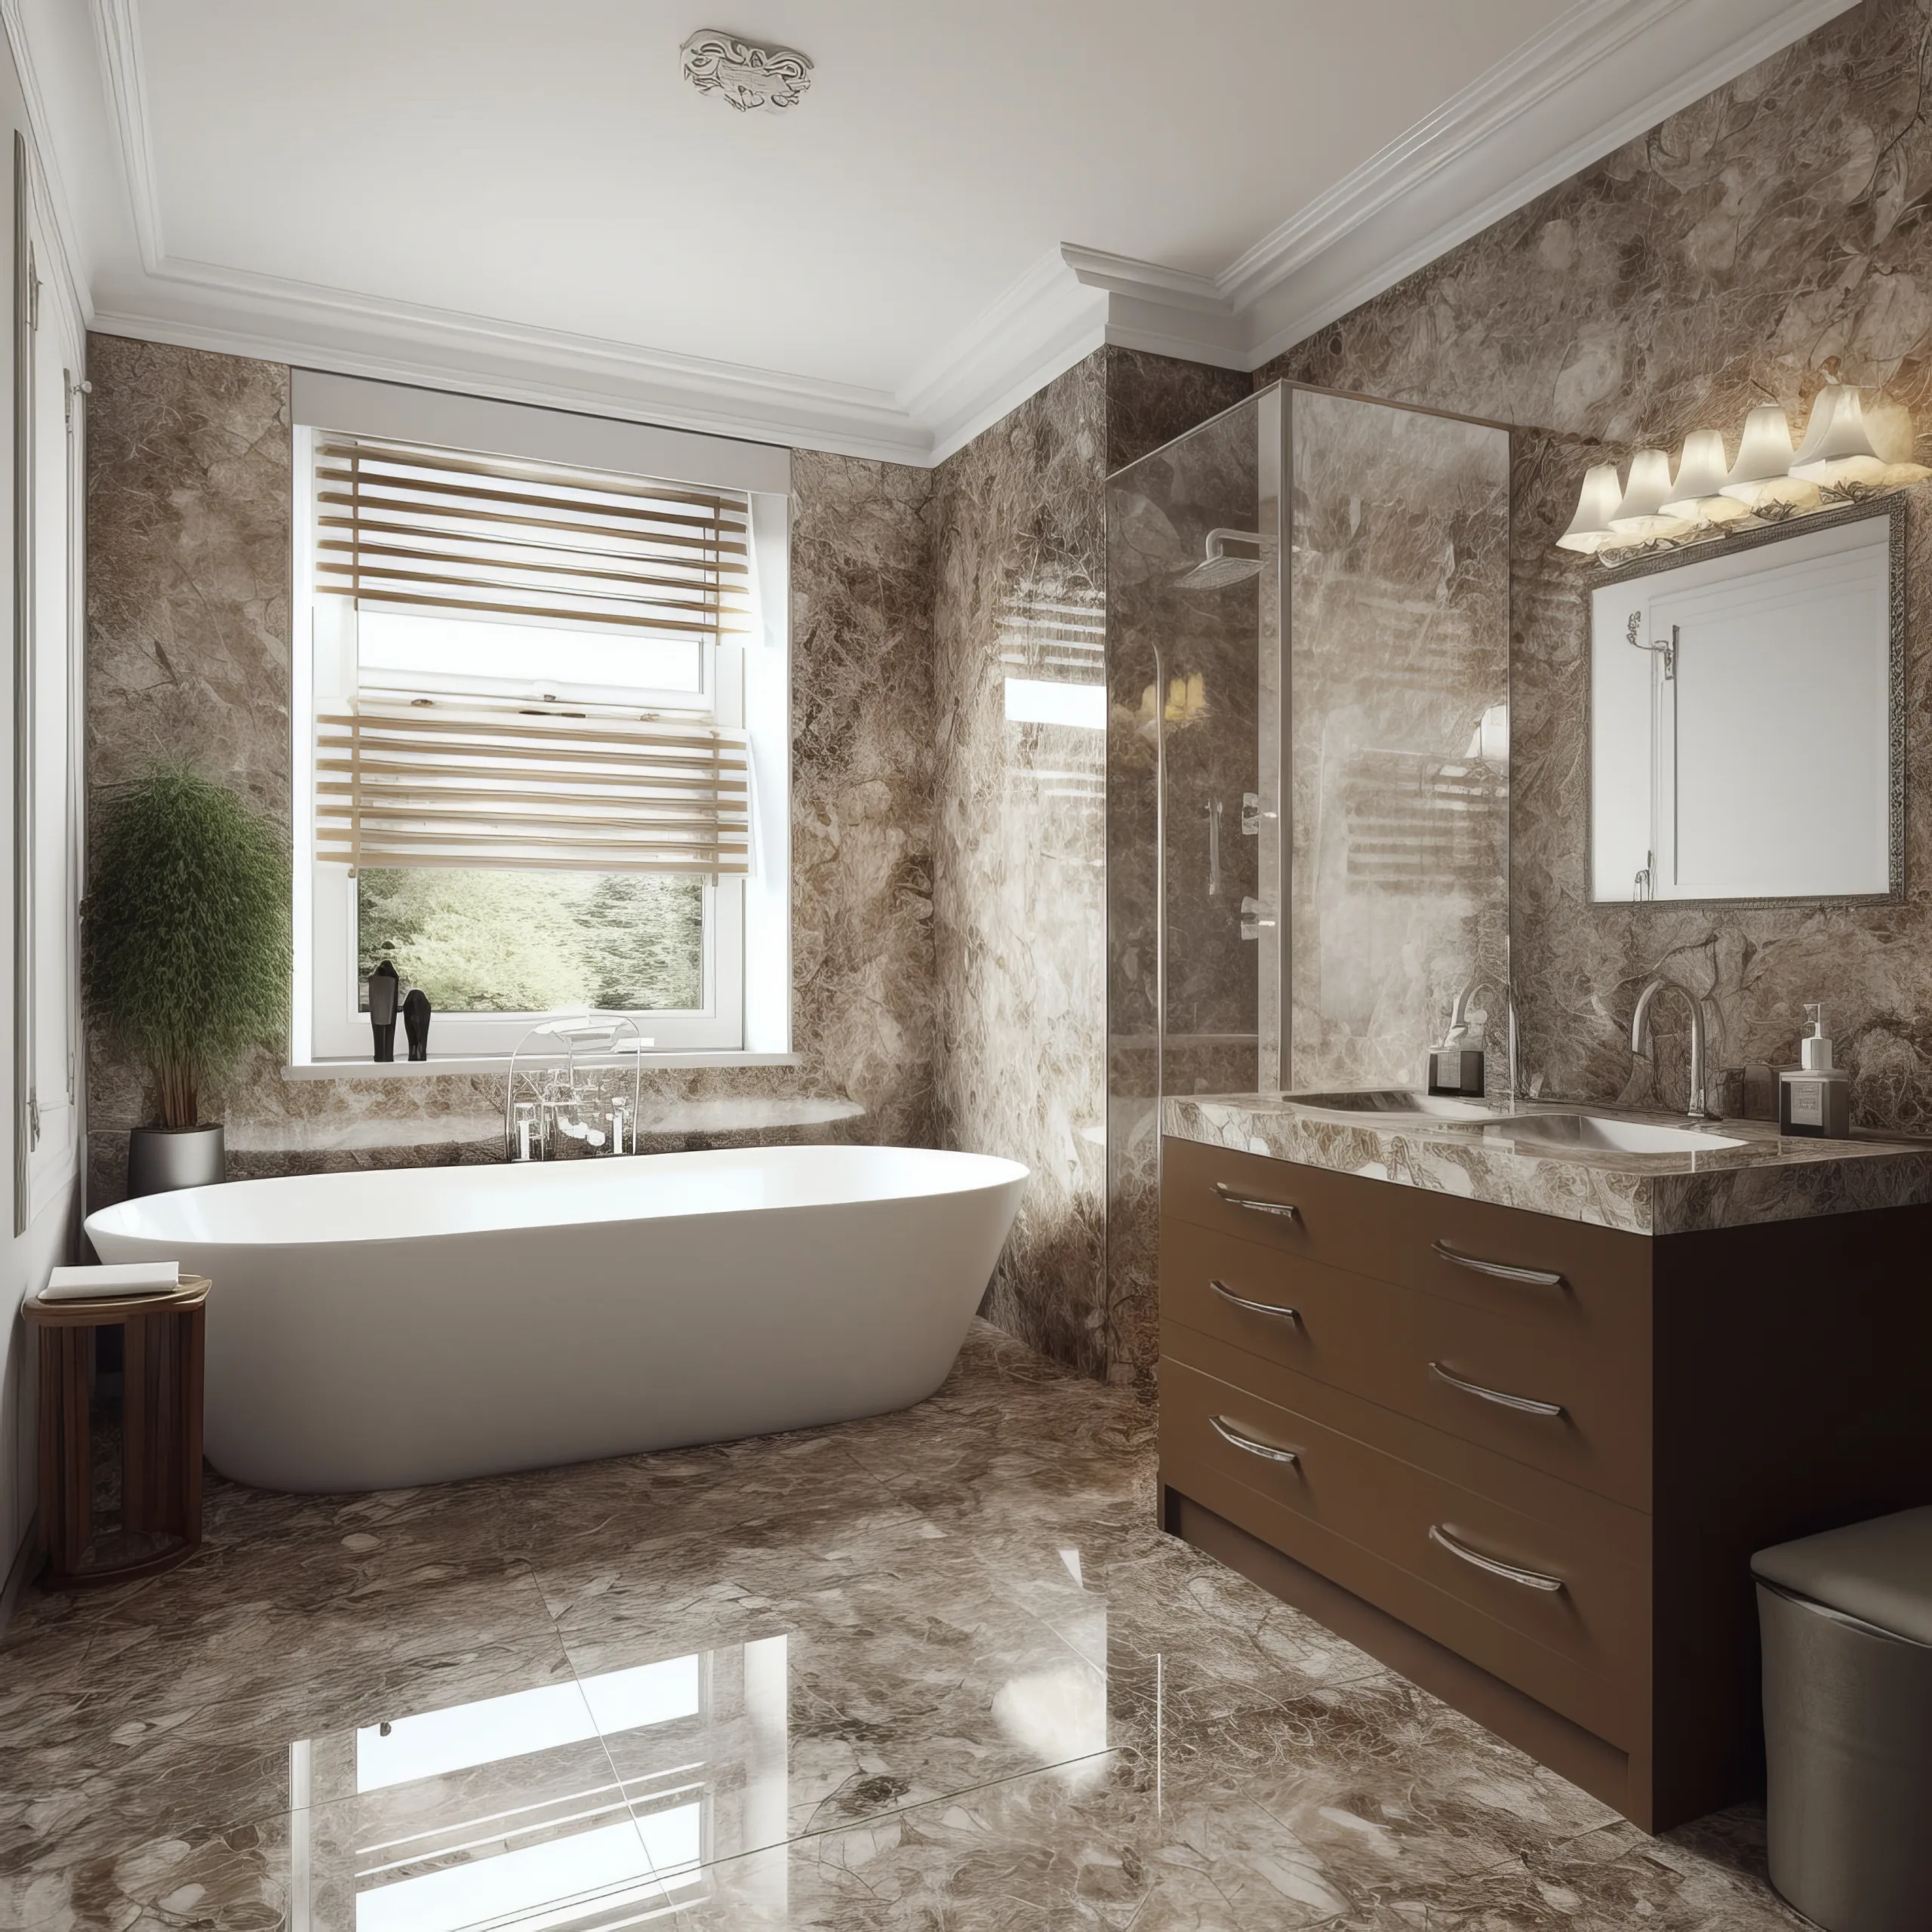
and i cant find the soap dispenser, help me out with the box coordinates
[1426,1008,1485,1099]
[1779,1004,1852,1138]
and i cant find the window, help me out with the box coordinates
[292,383,789,1066]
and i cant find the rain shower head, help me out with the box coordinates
[1175,528,1265,590]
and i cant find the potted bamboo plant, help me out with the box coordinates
[84,761,290,1195]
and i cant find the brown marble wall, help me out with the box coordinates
[1260,0,1932,1131]
[929,348,1245,1384]
[932,358,1111,1376]
[84,336,940,1205]
[1106,348,1251,475]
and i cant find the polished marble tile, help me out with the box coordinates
[655,1749,1376,1930]
[1329,1815,1810,1930]
[0,1323,1795,1930]
[0,1625,583,1883]
[0,1817,291,1932]
[295,1678,677,1932]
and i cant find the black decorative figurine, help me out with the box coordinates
[368,959,401,1062]
[402,988,432,1062]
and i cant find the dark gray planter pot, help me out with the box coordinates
[126,1124,226,1197]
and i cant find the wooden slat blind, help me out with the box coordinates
[316,699,750,876]
[312,438,752,638]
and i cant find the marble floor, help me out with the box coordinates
[0,1322,1803,1931]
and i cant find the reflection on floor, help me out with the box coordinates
[1,1322,1801,1929]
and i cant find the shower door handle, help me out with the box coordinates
[1239,896,1276,941]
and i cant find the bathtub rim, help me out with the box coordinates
[84,1142,1031,1254]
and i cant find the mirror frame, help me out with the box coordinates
[1587,494,1906,909]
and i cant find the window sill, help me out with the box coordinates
[283,1052,802,1080]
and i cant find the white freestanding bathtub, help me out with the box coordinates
[84,1145,1027,1493]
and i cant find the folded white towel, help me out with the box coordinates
[42,1262,182,1302]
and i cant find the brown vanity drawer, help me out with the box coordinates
[1162,1137,1652,1365]
[1159,1345,1651,1748]
[1160,1220,1652,1510]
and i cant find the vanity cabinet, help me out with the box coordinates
[1158,1134,1932,1831]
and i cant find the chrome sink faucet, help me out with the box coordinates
[1630,974,1714,1121]
[1447,977,1520,1100]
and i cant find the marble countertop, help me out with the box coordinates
[1163,1092,1932,1235]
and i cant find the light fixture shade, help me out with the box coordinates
[1720,403,1819,509]
[1661,429,1752,524]
[1556,462,1625,552]
[1609,449,1691,536]
[1789,384,1929,487]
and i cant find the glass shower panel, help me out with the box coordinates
[1105,391,1283,1374]
[1285,392,1511,1094]
[1103,379,1509,1380]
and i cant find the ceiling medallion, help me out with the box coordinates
[681,30,813,113]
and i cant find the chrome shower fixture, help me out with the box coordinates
[1175,528,1266,590]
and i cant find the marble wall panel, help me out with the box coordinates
[84,337,940,1205]
[1106,347,1251,475]
[1261,0,1932,1132]
[928,346,1249,1384]
[932,358,1112,1377]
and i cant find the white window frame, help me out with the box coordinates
[12,165,82,1228]
[288,377,791,1069]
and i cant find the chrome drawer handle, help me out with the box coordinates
[1210,1415,1300,1466]
[1428,1361,1565,1419]
[1209,1279,1300,1323]
[1432,1240,1565,1288]
[1214,1182,1300,1220]
[1429,1523,1564,1594]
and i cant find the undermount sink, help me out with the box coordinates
[1484,1112,1746,1155]
[1284,1090,1498,1121]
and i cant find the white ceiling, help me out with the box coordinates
[134,0,1568,388]
[11,0,1864,462]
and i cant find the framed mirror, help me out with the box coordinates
[1589,498,1903,905]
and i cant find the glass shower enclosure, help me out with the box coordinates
[1105,383,1511,1353]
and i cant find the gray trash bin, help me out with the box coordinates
[1752,1506,1932,1932]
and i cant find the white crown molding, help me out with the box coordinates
[900,248,1109,463]
[88,273,930,460]
[1220,0,1688,312]
[91,0,158,268]
[1230,0,1865,366]
[54,0,1867,467]
[911,245,1254,464]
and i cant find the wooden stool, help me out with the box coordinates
[25,1275,209,1589]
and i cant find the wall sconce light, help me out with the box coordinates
[1660,429,1752,525]
[1789,383,1930,491]
[1557,463,1624,552]
[1720,404,1819,515]
[1609,450,1696,540]
[1558,385,1925,565]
